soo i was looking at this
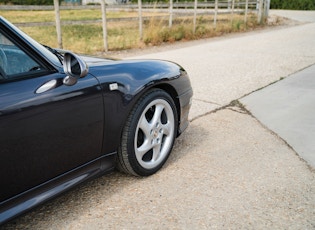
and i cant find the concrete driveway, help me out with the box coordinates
[241,64,315,169]
[2,10,315,230]
[239,10,315,169]
[128,10,315,169]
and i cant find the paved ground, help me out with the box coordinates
[6,108,315,230]
[241,64,315,169]
[126,11,315,120]
[239,10,315,169]
[127,10,315,169]
[270,10,315,23]
[2,10,315,230]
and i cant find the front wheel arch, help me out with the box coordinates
[155,84,181,136]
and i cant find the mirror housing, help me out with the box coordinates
[63,52,88,86]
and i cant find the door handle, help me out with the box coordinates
[35,79,58,94]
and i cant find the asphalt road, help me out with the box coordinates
[2,10,315,229]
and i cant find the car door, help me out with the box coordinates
[0,30,104,203]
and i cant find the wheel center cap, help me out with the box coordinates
[153,130,158,138]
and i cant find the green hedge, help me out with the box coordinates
[270,0,315,10]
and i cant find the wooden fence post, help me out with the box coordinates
[100,0,108,52]
[169,0,173,28]
[265,0,270,18]
[138,0,143,40]
[245,0,249,24]
[193,0,197,33]
[53,0,62,49]
[258,0,264,24]
[231,0,235,22]
[214,0,218,29]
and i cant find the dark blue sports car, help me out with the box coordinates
[0,16,192,224]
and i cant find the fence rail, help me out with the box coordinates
[0,0,269,52]
[0,1,259,11]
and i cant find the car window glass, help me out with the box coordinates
[0,31,43,80]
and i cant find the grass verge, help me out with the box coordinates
[1,9,262,54]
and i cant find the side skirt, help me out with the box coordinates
[0,152,116,225]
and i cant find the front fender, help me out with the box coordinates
[89,59,190,154]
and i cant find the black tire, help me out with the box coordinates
[117,89,178,176]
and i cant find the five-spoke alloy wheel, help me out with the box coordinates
[117,89,178,176]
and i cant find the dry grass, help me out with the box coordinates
[20,21,141,53]
[143,14,259,46]
[0,9,166,23]
[3,9,261,54]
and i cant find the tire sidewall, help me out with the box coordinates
[126,89,178,176]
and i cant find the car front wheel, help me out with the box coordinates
[117,89,178,176]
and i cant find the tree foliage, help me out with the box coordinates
[270,0,315,10]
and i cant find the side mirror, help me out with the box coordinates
[63,52,88,86]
